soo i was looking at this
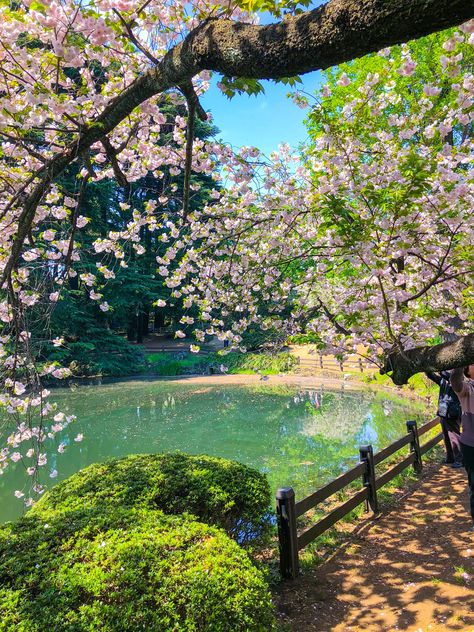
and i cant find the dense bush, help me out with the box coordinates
[43,328,146,378]
[147,351,207,375]
[216,351,298,375]
[0,507,276,631]
[32,453,271,542]
[286,333,323,345]
[147,350,298,376]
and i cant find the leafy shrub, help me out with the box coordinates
[286,333,323,345]
[214,351,298,375]
[147,351,207,376]
[44,330,145,378]
[32,453,271,542]
[146,350,298,376]
[0,508,276,631]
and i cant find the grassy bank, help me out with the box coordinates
[145,350,299,376]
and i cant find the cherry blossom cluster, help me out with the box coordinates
[155,23,474,366]
[0,0,251,499]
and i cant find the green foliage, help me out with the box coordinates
[32,453,271,542]
[43,328,145,378]
[363,371,437,401]
[218,76,265,99]
[1,453,275,629]
[147,351,208,375]
[0,507,276,632]
[299,27,474,356]
[146,350,298,376]
[232,0,311,18]
[278,76,303,87]
[216,351,298,375]
[217,73,303,99]
[286,333,322,345]
[35,104,221,378]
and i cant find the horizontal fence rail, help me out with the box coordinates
[297,355,373,373]
[276,418,443,579]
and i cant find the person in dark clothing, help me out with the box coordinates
[426,371,463,468]
[451,365,474,531]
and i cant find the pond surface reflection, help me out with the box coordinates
[0,380,425,522]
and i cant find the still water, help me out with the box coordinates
[0,379,425,522]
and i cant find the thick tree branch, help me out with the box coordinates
[171,0,474,80]
[381,334,474,385]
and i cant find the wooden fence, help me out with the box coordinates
[297,354,371,373]
[276,417,443,579]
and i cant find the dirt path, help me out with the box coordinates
[276,466,474,632]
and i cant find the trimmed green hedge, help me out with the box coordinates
[32,453,271,542]
[0,508,276,631]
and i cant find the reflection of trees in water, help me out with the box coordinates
[13,385,420,465]
[264,390,424,496]
[161,394,176,414]
[0,382,424,521]
[356,413,379,446]
[299,390,374,441]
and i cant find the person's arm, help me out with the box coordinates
[425,371,442,386]
[450,367,465,395]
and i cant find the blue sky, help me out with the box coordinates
[201,72,322,156]
[200,3,326,156]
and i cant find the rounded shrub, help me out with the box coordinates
[32,452,271,542]
[0,507,276,632]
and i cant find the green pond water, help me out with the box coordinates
[0,379,426,523]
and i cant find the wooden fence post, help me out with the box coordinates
[406,420,422,474]
[276,487,299,580]
[359,445,378,514]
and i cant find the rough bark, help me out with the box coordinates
[172,0,474,80]
[382,334,474,385]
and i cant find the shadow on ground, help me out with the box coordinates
[276,466,474,632]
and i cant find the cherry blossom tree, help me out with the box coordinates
[165,28,473,386]
[0,0,473,499]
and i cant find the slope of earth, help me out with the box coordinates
[276,466,474,632]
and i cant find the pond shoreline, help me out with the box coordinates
[58,372,430,403]
[2,372,430,525]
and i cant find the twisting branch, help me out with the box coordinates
[112,8,160,65]
[318,299,352,336]
[101,137,129,187]
[180,82,208,122]
[179,82,208,221]
[302,298,353,336]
